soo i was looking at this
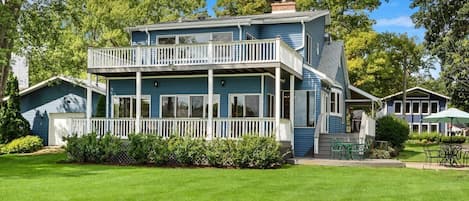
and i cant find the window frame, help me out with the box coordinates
[410,123,420,134]
[330,88,342,117]
[430,101,439,114]
[266,93,275,118]
[294,90,317,128]
[393,100,403,114]
[159,94,220,118]
[156,32,234,45]
[421,123,429,133]
[111,95,152,118]
[412,101,421,115]
[430,123,439,133]
[421,101,429,115]
[228,93,261,118]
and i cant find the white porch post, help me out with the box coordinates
[275,67,281,140]
[135,71,142,133]
[289,75,295,148]
[86,73,92,133]
[207,69,214,140]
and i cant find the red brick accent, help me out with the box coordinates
[271,1,296,13]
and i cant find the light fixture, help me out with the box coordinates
[154,81,159,87]
[221,80,225,86]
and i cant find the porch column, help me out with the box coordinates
[135,71,142,133]
[275,67,281,140]
[289,75,295,148]
[86,73,92,133]
[207,69,214,140]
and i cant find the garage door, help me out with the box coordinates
[48,113,85,146]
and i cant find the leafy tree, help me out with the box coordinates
[0,0,25,100]
[411,0,469,111]
[0,73,31,143]
[214,0,271,16]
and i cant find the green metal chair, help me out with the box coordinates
[330,139,344,160]
[350,144,367,160]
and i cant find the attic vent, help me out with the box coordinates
[271,0,296,14]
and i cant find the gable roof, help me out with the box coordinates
[316,41,351,97]
[349,85,381,102]
[381,87,450,100]
[127,10,330,32]
[2,76,106,102]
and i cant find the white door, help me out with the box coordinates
[48,113,85,146]
[320,91,328,133]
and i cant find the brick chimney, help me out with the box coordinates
[271,0,296,14]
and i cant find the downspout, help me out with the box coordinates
[145,28,150,45]
[295,20,305,51]
[237,23,242,40]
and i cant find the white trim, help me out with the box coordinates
[393,100,403,115]
[105,78,110,118]
[430,123,439,133]
[381,86,450,100]
[348,85,380,102]
[111,95,152,118]
[106,73,276,80]
[159,94,220,118]
[305,33,312,65]
[421,101,430,115]
[329,88,342,117]
[228,93,262,117]
[420,123,430,133]
[260,75,264,117]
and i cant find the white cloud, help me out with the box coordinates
[375,16,414,28]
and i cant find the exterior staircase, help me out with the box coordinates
[315,133,359,159]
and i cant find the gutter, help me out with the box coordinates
[295,20,305,51]
[145,28,150,45]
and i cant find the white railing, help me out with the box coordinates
[69,118,292,141]
[314,113,325,154]
[88,39,303,76]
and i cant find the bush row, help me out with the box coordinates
[0,135,43,154]
[409,133,466,144]
[64,133,284,169]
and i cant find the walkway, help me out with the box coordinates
[405,162,469,171]
[289,158,405,168]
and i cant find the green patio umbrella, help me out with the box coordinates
[423,108,469,139]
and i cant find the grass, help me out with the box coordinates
[397,143,440,162]
[1,153,469,201]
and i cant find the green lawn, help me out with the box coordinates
[397,143,440,162]
[1,153,469,201]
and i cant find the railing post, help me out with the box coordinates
[136,46,142,66]
[275,67,281,141]
[86,73,92,134]
[275,36,281,62]
[135,71,142,134]
[289,75,295,150]
[208,40,213,64]
[87,48,93,68]
[207,69,214,140]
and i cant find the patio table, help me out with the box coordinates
[440,144,463,167]
[337,142,355,160]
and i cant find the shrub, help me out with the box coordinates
[168,136,206,166]
[234,136,283,169]
[409,132,442,144]
[440,136,466,144]
[206,138,237,167]
[369,149,391,159]
[0,135,42,154]
[63,133,122,163]
[376,116,409,150]
[128,134,169,165]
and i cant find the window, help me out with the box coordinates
[394,101,402,114]
[112,96,151,118]
[158,36,176,45]
[411,124,420,133]
[157,32,233,45]
[421,123,429,133]
[330,89,342,116]
[412,101,420,114]
[282,91,290,118]
[405,101,411,114]
[266,94,275,117]
[430,101,439,113]
[212,32,233,42]
[294,90,316,127]
[161,95,219,118]
[421,101,429,114]
[430,124,439,133]
[305,34,313,64]
[230,94,260,117]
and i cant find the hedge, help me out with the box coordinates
[64,133,284,169]
[409,132,466,144]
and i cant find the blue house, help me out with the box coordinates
[5,76,105,145]
[74,2,375,157]
[382,87,450,135]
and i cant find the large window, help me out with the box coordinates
[305,33,313,65]
[161,95,219,118]
[330,89,342,116]
[230,94,260,117]
[412,101,420,114]
[113,96,151,118]
[430,101,439,113]
[294,90,316,127]
[394,101,402,114]
[421,101,429,114]
[157,32,233,45]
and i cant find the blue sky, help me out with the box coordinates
[205,0,439,77]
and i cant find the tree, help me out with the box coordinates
[411,0,469,111]
[0,0,24,100]
[16,0,206,84]
[0,73,31,143]
[214,0,271,16]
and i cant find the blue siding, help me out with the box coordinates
[259,23,302,49]
[20,81,102,145]
[243,25,260,39]
[304,16,326,67]
[108,76,261,118]
[328,54,347,134]
[293,68,322,157]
